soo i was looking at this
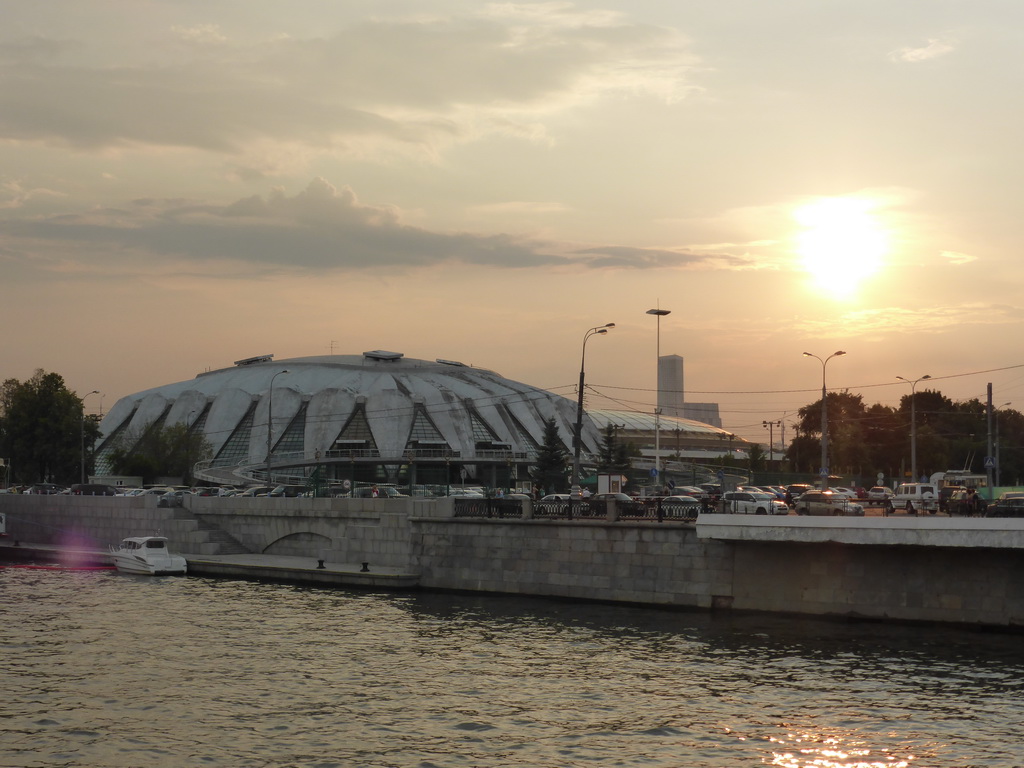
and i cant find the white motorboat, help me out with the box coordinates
[111,536,188,576]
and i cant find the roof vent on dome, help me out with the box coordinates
[363,350,403,362]
[234,354,274,366]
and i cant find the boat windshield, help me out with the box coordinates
[145,540,167,549]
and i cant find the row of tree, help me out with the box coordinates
[2,369,1019,489]
[768,390,1021,485]
[0,369,210,487]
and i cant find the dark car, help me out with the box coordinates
[983,495,1021,517]
[28,483,65,495]
[784,484,814,505]
[939,485,966,512]
[69,483,118,496]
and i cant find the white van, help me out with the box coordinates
[892,483,939,514]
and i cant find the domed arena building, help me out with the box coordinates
[94,351,603,491]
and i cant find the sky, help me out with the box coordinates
[3,0,1024,449]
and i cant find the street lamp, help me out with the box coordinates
[803,350,846,489]
[571,323,615,508]
[266,369,290,485]
[897,374,932,482]
[80,390,99,484]
[995,401,1011,487]
[762,419,781,471]
[646,308,671,491]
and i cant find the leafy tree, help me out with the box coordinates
[106,422,212,485]
[530,418,569,494]
[0,369,99,485]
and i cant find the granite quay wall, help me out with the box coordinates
[0,494,430,566]
[409,518,732,608]
[728,540,1024,627]
[0,494,204,552]
[186,496,428,567]
[5,494,1024,627]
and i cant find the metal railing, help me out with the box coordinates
[454,497,700,522]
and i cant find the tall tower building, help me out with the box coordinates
[657,354,722,428]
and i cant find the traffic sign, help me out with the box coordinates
[650,467,659,478]
[819,467,829,477]
[716,469,724,480]
[984,456,995,469]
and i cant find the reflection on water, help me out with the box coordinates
[1,568,1022,767]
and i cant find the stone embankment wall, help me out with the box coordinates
[410,518,732,609]
[4,495,1024,627]
[1,494,201,551]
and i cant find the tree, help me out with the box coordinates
[0,369,99,485]
[596,424,631,475]
[106,422,212,485]
[530,418,569,494]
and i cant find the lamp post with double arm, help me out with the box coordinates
[803,350,846,489]
[646,308,671,491]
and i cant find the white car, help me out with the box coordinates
[721,491,789,515]
[828,486,860,500]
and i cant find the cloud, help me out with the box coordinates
[0,178,733,277]
[889,38,957,63]
[942,250,977,265]
[0,8,697,168]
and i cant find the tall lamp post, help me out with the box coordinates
[571,323,615,505]
[995,401,1011,487]
[803,350,846,489]
[762,419,781,471]
[646,308,671,490]
[896,374,931,482]
[80,390,99,484]
[266,369,290,485]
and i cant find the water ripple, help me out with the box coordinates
[2,569,1023,767]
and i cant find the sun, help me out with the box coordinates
[793,197,888,296]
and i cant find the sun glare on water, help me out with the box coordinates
[793,197,888,297]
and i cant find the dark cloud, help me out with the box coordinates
[0,179,723,274]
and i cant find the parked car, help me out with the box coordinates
[157,489,192,507]
[69,483,118,496]
[938,484,966,512]
[947,489,988,516]
[27,483,65,495]
[540,494,570,502]
[794,490,865,516]
[784,484,814,504]
[892,482,940,514]
[591,492,634,503]
[985,497,1024,517]
[828,486,859,500]
[866,486,893,501]
[674,485,705,497]
[721,490,788,515]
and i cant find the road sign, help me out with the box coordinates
[984,456,995,469]
[716,469,724,480]
[650,467,658,478]
[819,467,829,477]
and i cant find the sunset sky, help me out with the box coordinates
[3,1,1024,448]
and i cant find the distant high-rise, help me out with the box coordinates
[657,354,722,428]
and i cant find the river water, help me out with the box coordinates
[2,569,1022,768]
